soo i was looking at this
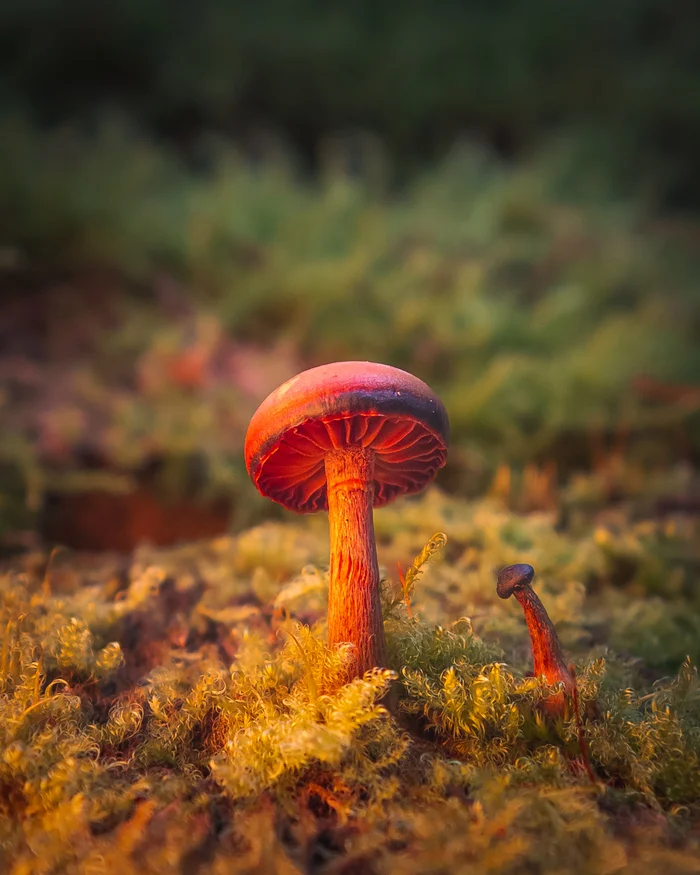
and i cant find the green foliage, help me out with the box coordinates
[388,531,447,618]
[2,120,699,532]
[588,658,700,804]
[0,500,699,871]
[3,1,700,205]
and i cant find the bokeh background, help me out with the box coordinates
[1,0,699,550]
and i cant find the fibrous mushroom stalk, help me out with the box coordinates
[325,446,386,683]
[497,564,574,716]
[245,362,449,689]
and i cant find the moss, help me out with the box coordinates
[0,492,699,872]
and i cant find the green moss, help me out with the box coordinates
[1,493,699,872]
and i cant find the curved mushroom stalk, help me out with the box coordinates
[497,564,574,717]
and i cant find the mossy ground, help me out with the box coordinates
[1,119,700,873]
[1,487,699,874]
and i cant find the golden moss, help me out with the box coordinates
[1,492,699,872]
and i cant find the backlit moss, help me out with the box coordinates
[1,492,699,872]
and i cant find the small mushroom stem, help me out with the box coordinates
[325,446,386,683]
[497,564,574,716]
[514,585,574,713]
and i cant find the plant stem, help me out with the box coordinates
[325,446,386,683]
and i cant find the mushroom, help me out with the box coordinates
[245,361,449,683]
[496,563,575,716]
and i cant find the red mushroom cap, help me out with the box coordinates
[245,361,449,512]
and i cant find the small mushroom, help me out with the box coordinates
[245,361,449,683]
[496,563,575,716]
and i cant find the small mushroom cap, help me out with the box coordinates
[496,563,535,599]
[245,361,449,512]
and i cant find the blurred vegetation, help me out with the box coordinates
[1,500,699,872]
[1,120,699,534]
[2,0,700,207]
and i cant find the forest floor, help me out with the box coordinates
[1,130,700,872]
[1,484,699,874]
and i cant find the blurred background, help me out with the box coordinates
[1,0,699,551]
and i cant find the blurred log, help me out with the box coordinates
[40,455,232,551]
[634,376,700,410]
[42,485,231,551]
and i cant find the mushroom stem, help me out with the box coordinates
[497,564,574,716]
[325,446,386,682]
[514,585,574,706]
